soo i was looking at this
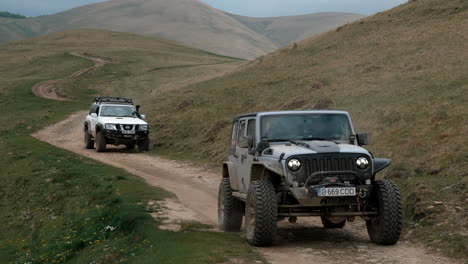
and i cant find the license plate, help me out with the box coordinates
[122,130,135,135]
[318,187,356,197]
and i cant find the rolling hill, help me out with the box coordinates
[0,0,362,59]
[228,12,364,47]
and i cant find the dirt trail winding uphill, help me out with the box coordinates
[32,112,459,264]
[31,52,109,100]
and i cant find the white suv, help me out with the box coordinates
[84,97,150,152]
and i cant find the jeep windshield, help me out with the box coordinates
[260,114,352,142]
[100,105,136,117]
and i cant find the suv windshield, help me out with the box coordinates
[260,114,352,142]
[100,105,136,117]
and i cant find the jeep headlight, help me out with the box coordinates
[105,124,117,130]
[287,159,301,172]
[356,157,369,170]
[139,124,148,131]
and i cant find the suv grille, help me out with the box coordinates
[292,153,371,185]
[117,124,137,130]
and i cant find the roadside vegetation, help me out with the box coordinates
[0,32,262,263]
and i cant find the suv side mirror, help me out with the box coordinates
[238,136,253,149]
[140,114,146,120]
[91,113,97,118]
[356,133,371,146]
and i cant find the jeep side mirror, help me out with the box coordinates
[91,113,97,118]
[238,136,253,149]
[140,114,146,120]
[256,140,270,155]
[356,133,371,146]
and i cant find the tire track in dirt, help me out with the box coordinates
[32,112,460,264]
[31,52,109,100]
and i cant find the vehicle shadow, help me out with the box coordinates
[275,220,370,247]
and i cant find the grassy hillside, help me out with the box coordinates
[0,0,362,59]
[0,30,262,263]
[228,12,364,47]
[0,0,277,59]
[144,0,467,257]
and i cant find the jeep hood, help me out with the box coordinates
[263,141,370,159]
[100,117,147,125]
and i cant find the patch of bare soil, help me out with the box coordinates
[31,52,109,100]
[31,112,460,264]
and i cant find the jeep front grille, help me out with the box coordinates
[291,154,371,185]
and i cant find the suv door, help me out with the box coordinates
[228,120,240,190]
[235,118,255,193]
[90,105,99,136]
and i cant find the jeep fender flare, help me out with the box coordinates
[373,158,391,174]
[223,161,240,191]
[250,162,283,189]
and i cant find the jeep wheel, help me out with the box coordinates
[96,131,107,152]
[138,138,150,152]
[125,144,135,150]
[84,128,94,149]
[245,180,277,246]
[321,216,346,229]
[218,178,243,231]
[366,180,403,245]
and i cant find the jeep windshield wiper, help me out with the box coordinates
[268,139,310,148]
[300,137,341,144]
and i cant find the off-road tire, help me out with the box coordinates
[125,144,135,150]
[96,131,107,152]
[138,138,150,152]
[218,178,244,232]
[366,180,403,245]
[84,127,94,149]
[321,216,346,229]
[245,180,277,246]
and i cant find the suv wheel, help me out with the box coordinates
[218,178,243,231]
[366,180,403,245]
[84,127,94,149]
[96,131,107,152]
[245,180,277,246]
[138,138,150,152]
[321,216,346,229]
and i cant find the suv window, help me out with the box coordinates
[89,105,98,115]
[230,121,238,148]
[246,119,255,138]
[237,120,246,144]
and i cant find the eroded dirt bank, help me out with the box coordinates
[32,112,459,264]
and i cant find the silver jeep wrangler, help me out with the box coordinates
[218,110,402,246]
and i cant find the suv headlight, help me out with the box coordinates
[105,124,117,130]
[287,159,301,172]
[139,124,148,131]
[356,157,369,170]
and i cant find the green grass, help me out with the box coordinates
[0,32,263,264]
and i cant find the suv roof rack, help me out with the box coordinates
[93,97,133,105]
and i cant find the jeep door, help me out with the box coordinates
[235,118,255,193]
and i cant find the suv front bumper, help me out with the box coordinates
[103,129,149,142]
[289,184,373,207]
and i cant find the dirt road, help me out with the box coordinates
[31,52,109,100]
[32,112,458,264]
[30,53,458,263]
